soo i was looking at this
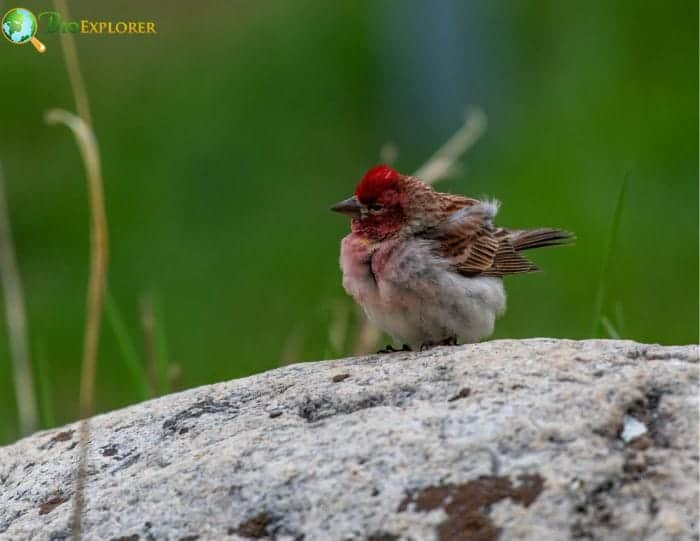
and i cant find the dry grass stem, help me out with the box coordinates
[352,312,382,356]
[45,109,108,541]
[413,107,487,184]
[280,326,304,366]
[0,162,38,435]
[45,109,108,417]
[48,5,98,534]
[167,363,183,392]
[139,294,158,395]
[328,301,350,355]
[379,142,399,166]
[52,0,92,125]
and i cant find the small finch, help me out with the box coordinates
[331,165,573,351]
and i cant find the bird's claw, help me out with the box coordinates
[377,344,412,354]
[420,337,458,351]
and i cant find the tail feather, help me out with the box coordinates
[509,228,574,252]
[481,242,539,277]
[481,227,573,277]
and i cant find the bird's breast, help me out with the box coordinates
[339,234,379,304]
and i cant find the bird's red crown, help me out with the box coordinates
[354,165,401,204]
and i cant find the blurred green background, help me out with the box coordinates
[0,0,697,444]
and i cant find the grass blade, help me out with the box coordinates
[34,343,56,429]
[0,161,38,435]
[591,172,630,337]
[140,293,170,395]
[153,295,170,395]
[105,289,150,400]
[601,316,621,339]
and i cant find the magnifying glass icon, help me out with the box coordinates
[2,8,46,53]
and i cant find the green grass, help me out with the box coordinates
[105,289,151,400]
[152,294,171,396]
[591,173,630,338]
[35,342,55,429]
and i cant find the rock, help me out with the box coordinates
[0,339,697,541]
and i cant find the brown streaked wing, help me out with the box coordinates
[481,238,539,277]
[429,205,500,274]
[431,216,540,277]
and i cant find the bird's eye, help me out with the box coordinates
[368,204,383,212]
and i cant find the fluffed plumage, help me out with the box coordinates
[331,165,573,350]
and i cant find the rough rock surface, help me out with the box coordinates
[0,339,698,541]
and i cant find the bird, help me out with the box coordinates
[331,164,573,352]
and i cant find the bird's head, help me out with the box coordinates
[331,165,428,240]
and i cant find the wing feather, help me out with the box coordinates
[426,200,541,277]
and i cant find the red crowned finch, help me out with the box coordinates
[331,165,572,351]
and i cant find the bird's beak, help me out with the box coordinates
[330,195,362,219]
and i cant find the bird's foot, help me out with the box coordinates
[377,344,412,354]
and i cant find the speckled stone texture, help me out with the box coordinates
[0,339,698,541]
